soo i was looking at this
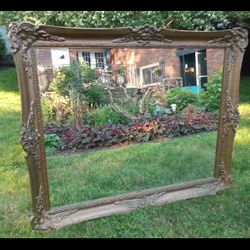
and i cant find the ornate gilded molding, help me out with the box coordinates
[33,209,78,231]
[8,22,65,77]
[114,193,164,209]
[222,91,240,140]
[20,101,40,165]
[208,28,248,71]
[112,24,172,45]
[198,181,224,192]
[218,158,227,182]
[31,185,45,230]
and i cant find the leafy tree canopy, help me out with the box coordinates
[1,11,250,31]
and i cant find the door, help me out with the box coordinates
[180,53,196,86]
[195,50,207,88]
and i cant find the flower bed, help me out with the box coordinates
[44,111,219,152]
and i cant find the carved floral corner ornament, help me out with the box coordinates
[31,184,78,231]
[20,101,40,166]
[222,91,240,140]
[112,24,173,45]
[8,22,65,78]
[208,28,248,71]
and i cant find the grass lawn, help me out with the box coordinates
[48,132,216,207]
[0,67,249,237]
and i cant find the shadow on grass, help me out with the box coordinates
[0,67,18,93]
[239,77,250,104]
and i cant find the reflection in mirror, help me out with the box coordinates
[36,47,224,207]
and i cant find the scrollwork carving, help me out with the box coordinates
[218,158,227,182]
[20,101,40,165]
[222,91,240,140]
[30,185,45,230]
[114,193,164,209]
[112,24,172,45]
[208,28,248,71]
[8,22,65,77]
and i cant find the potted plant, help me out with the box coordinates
[113,66,126,86]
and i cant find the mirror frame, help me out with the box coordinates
[8,22,248,231]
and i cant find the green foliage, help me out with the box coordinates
[86,105,130,126]
[125,102,140,117]
[113,66,126,76]
[41,92,73,124]
[84,83,107,108]
[44,133,60,154]
[200,69,223,111]
[224,11,250,28]
[1,11,243,31]
[50,61,105,107]
[165,88,198,112]
[41,97,55,124]
[51,61,97,97]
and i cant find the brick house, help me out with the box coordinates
[36,47,224,92]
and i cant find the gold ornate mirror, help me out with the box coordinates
[9,22,248,231]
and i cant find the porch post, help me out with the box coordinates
[159,58,165,89]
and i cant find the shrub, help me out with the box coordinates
[41,93,73,124]
[44,133,60,154]
[84,83,107,108]
[112,65,126,76]
[41,97,55,124]
[50,60,99,99]
[200,68,222,111]
[165,88,198,112]
[125,102,140,117]
[49,61,107,127]
[86,105,131,126]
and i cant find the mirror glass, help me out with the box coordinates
[36,47,224,207]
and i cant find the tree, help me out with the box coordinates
[0,11,240,31]
[0,33,6,57]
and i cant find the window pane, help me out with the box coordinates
[142,66,160,84]
[151,66,160,83]
[94,52,105,69]
[82,52,91,66]
[142,68,151,84]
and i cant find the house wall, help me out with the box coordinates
[69,49,78,61]
[35,47,225,90]
[111,48,180,78]
[36,48,52,67]
[206,48,224,76]
[35,48,53,92]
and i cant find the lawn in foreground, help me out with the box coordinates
[0,68,249,237]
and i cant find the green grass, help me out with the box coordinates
[48,133,216,207]
[0,67,249,237]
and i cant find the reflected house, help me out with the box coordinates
[36,47,224,93]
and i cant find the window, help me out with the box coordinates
[77,50,106,69]
[82,52,91,66]
[94,52,105,69]
[51,48,70,69]
[140,64,160,85]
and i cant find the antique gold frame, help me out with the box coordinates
[9,22,248,231]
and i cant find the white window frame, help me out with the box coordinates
[140,63,160,86]
[195,51,208,86]
[77,49,107,69]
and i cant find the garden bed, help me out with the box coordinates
[44,111,219,155]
